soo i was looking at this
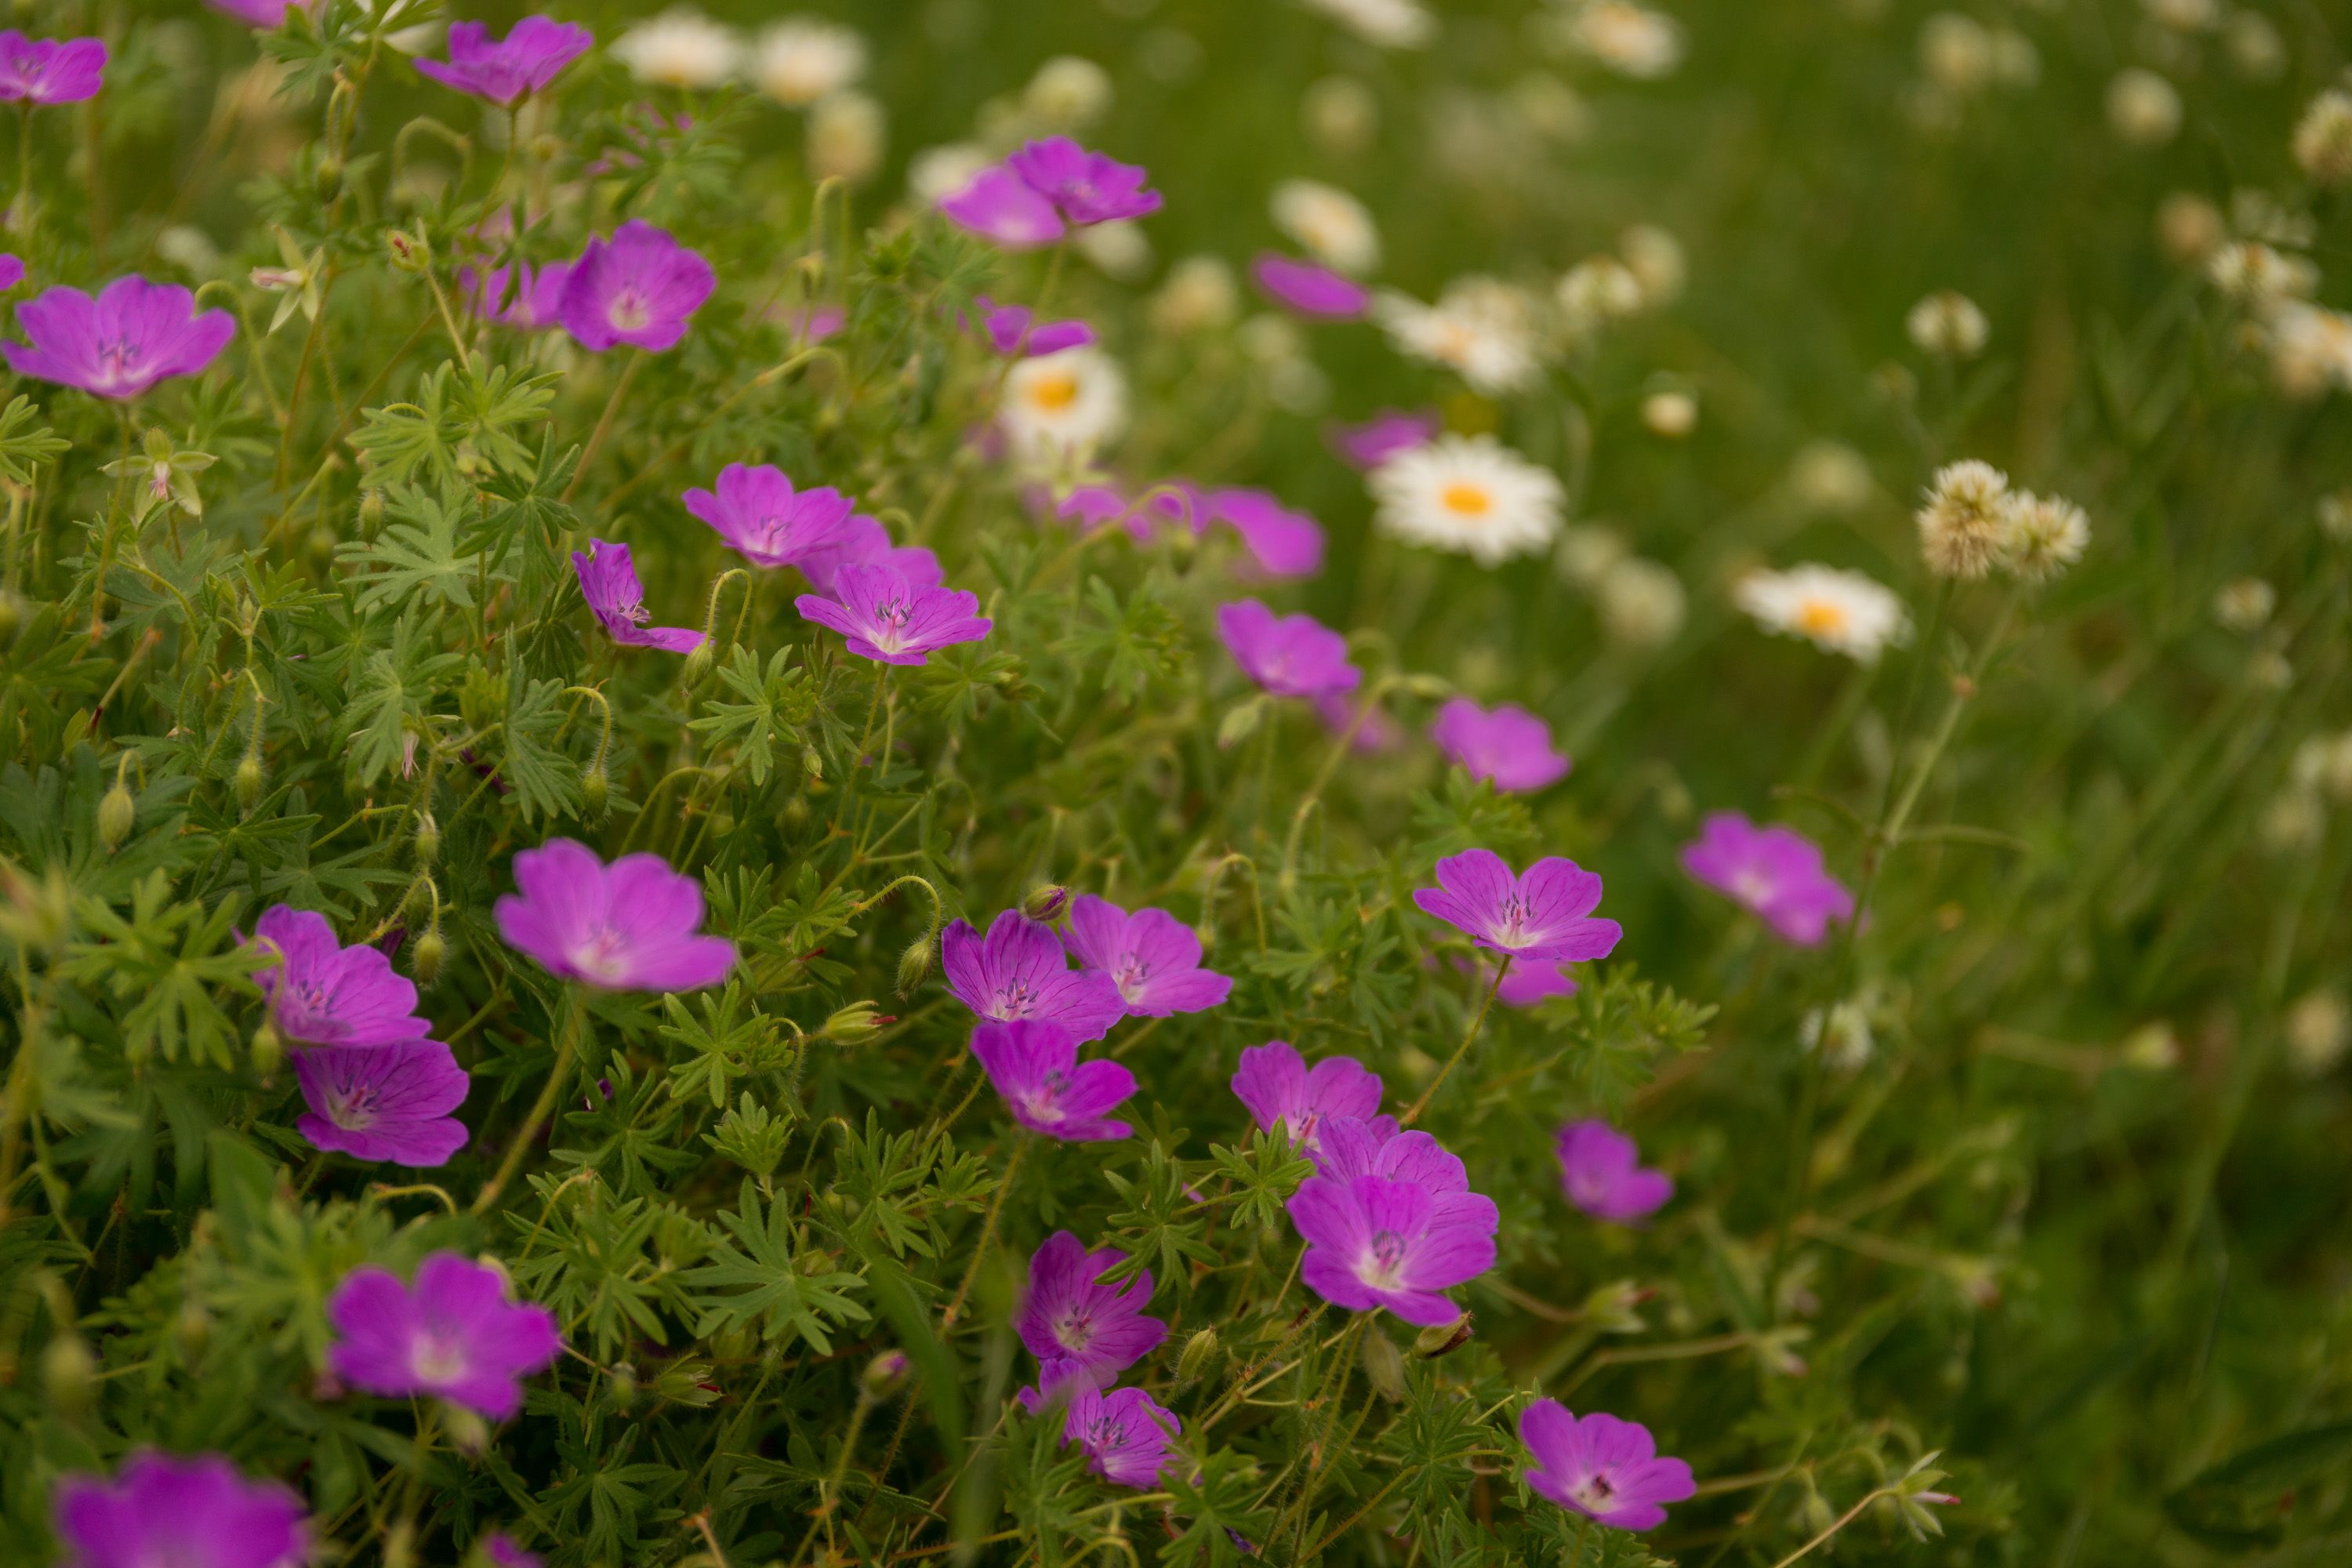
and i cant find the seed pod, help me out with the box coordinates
[98,781,136,851]
[42,1333,96,1417]
[580,766,609,818]
[681,639,714,687]
[608,1362,639,1411]
[1359,1329,1407,1403]
[1175,1327,1221,1383]
[410,928,447,986]
[1412,1311,1474,1358]
[358,488,386,528]
[895,932,935,995]
[412,811,441,864]
[250,1017,283,1078]
[824,1002,886,1044]
[234,753,265,811]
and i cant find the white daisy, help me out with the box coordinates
[1370,435,1564,565]
[1735,564,1910,663]
[1377,278,1543,395]
[1569,2,1684,80]
[612,9,742,89]
[1270,179,1381,275]
[753,20,867,108]
[1301,0,1436,49]
[1000,347,1129,463]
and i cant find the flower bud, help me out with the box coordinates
[1022,884,1069,922]
[608,1361,639,1411]
[98,781,136,851]
[359,488,386,528]
[1399,673,1452,701]
[234,753,265,811]
[1217,696,1266,750]
[782,793,811,830]
[861,1350,913,1399]
[824,1002,887,1044]
[250,1016,283,1078]
[800,746,825,788]
[314,155,343,199]
[681,639,714,687]
[412,811,440,864]
[895,932,935,995]
[174,1298,212,1363]
[42,1333,96,1417]
[580,766,609,818]
[1412,1312,1474,1358]
[706,808,735,839]
[409,927,446,987]
[439,1403,490,1457]
[1174,1327,1221,1383]
[1359,1329,1406,1403]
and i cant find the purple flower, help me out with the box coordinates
[1230,1041,1388,1155]
[796,514,942,598]
[1288,1172,1498,1326]
[782,303,844,343]
[1315,689,1403,754]
[52,1452,307,1568]
[494,838,737,992]
[247,905,432,1047]
[2,278,234,400]
[1413,849,1623,964]
[571,539,706,653]
[1312,1115,1468,1192]
[1518,1401,1696,1532]
[1014,1231,1167,1401]
[1251,253,1370,320]
[327,1252,563,1420]
[0,31,107,105]
[205,0,307,24]
[1207,489,1326,578]
[415,17,593,105]
[0,253,23,292]
[1327,408,1439,470]
[1430,698,1570,793]
[1555,1120,1671,1224]
[1004,137,1164,225]
[1497,960,1578,1007]
[1217,599,1359,699]
[559,220,716,353]
[1061,1385,1183,1488]
[970,1018,1138,1142]
[975,296,1096,357]
[1679,811,1855,946]
[794,561,992,666]
[938,165,1067,249]
[1062,895,1232,1018]
[686,463,862,571]
[942,909,1127,1043]
[292,1040,470,1167]
[481,1534,542,1568]
[470,260,572,330]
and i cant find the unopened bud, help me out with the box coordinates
[782,793,811,829]
[439,1403,490,1456]
[1022,884,1069,922]
[706,808,735,839]
[1217,696,1265,750]
[1175,1327,1221,1383]
[681,639,713,687]
[98,781,136,850]
[824,1002,887,1044]
[410,927,446,986]
[315,155,343,198]
[895,932,935,995]
[580,766,608,818]
[250,1017,283,1077]
[307,523,336,565]
[800,746,824,787]
[861,1350,913,1398]
[233,753,264,811]
[1412,1312,1474,1358]
[1359,1330,1406,1403]
[359,488,386,528]
[1399,673,1452,701]
[42,1334,96,1416]
[412,811,440,864]
[608,1362,638,1411]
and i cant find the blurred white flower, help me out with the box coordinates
[2289,731,2352,803]
[1076,220,1154,281]
[2285,990,2350,1077]
[1918,13,1993,96]
[1802,999,1876,1069]
[906,143,993,208]
[2000,492,2090,581]
[1301,0,1435,49]
[1987,27,2040,88]
[1557,256,1646,332]
[2293,89,2352,188]
[612,9,742,89]
[1370,435,1565,565]
[2212,577,2276,633]
[808,92,885,183]
[1377,279,1543,395]
[1000,347,1129,462]
[1906,290,1988,358]
[1737,564,1909,663]
[1619,224,1686,306]
[2270,304,2352,399]
[2208,241,2318,308]
[1598,557,1686,649]
[2319,490,2352,542]
[2223,11,2285,80]
[1789,441,1875,516]
[2107,68,2183,147]
[1567,2,1685,79]
[2141,0,2217,31]
[1917,459,2012,580]
[1271,180,1381,275]
[753,20,866,107]
[1152,256,1241,335]
[1555,524,1631,587]
[1303,76,1381,156]
[2155,192,2224,263]
[1642,390,1697,437]
[154,225,223,277]
[1025,56,1115,130]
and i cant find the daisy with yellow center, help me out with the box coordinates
[1734,564,1909,663]
[1371,434,1564,565]
[1000,347,1129,462]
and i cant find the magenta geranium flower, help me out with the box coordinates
[1014,1231,1167,1402]
[415,17,593,105]
[205,0,307,24]
[1519,1401,1696,1531]
[470,260,572,330]
[52,1452,308,1568]
[0,254,23,292]
[1004,136,1163,225]
[1217,599,1359,699]
[1288,1172,1498,1326]
[2,278,234,400]
[571,539,706,653]
[1327,408,1439,470]
[1062,895,1232,1018]
[1251,253,1370,320]
[796,514,943,598]
[1555,1120,1671,1224]
[1413,849,1623,964]
[1230,1041,1389,1155]
[975,296,1095,357]
[292,1040,470,1167]
[970,1018,1138,1142]
[1497,960,1578,1007]
[559,220,716,352]
[794,561,991,666]
[494,838,737,992]
[1679,811,1855,946]
[942,909,1127,1043]
[685,463,862,571]
[1312,1115,1469,1192]
[938,165,1066,249]
[480,1535,540,1568]
[0,31,107,104]
[247,905,432,1047]
[1062,1385,1183,1488]
[327,1252,562,1420]
[1207,490,1326,578]
[1430,699,1570,793]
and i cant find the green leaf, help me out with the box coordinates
[684,1178,870,1350]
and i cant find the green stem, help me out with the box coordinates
[470,991,585,1215]
[1400,959,1510,1127]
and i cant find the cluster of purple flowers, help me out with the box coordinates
[1052,482,1327,579]
[1013,1233,1185,1486]
[940,136,1163,249]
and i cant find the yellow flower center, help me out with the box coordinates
[1441,481,1494,517]
[1028,372,1081,412]
[1795,597,1849,637]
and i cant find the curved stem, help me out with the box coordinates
[1399,958,1509,1127]
[941,1137,1026,1329]
[470,990,584,1215]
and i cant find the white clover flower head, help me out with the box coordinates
[1916,459,2012,579]
[2288,731,2352,803]
[2212,576,2277,633]
[1642,390,1697,437]
[612,9,743,89]
[808,92,886,184]
[1987,27,2041,89]
[2223,11,2286,80]
[2229,190,2314,249]
[1025,56,1116,130]
[1303,76,1384,155]
[1619,224,1686,306]
[2285,990,2351,1077]
[2263,787,2327,854]
[1000,347,1130,463]
[1301,0,1436,49]
[2268,304,2352,400]
[1271,180,1381,275]
[1370,434,1565,566]
[1554,523,1632,588]
[2141,0,2218,31]
[1918,13,1994,96]
[1905,290,1988,359]
[1151,256,1240,334]
[1377,281,1544,395]
[1512,73,1591,143]
[906,143,993,208]
[2293,89,2352,189]
[2155,192,2224,263]
[1735,563,1910,663]
[1802,999,1876,1070]
[1570,2,1685,80]
[2318,490,2352,542]
[1999,492,2090,582]
[2107,68,2183,147]
[1557,256,1646,333]
[753,19,867,107]
[1597,557,1687,650]
[2207,241,2319,308]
